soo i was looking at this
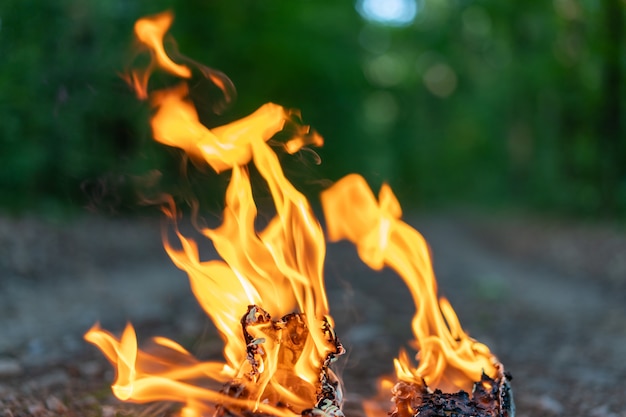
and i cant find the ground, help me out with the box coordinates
[0,211,625,417]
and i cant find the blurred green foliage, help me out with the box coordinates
[0,0,624,217]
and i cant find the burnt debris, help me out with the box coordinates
[216,305,345,417]
[390,365,514,417]
[215,305,514,417]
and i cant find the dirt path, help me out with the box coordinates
[413,216,626,416]
[0,213,624,416]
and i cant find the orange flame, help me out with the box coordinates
[86,10,500,417]
[125,12,191,99]
[321,174,497,393]
[148,84,320,173]
[86,11,336,417]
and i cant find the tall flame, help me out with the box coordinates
[321,174,497,393]
[85,10,500,417]
[86,11,335,417]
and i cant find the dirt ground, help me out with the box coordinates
[0,211,625,417]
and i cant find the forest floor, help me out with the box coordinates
[0,211,625,417]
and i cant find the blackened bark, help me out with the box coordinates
[389,366,514,417]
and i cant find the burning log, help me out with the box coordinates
[216,306,345,417]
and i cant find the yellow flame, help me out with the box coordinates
[321,174,497,393]
[150,83,294,173]
[86,11,334,417]
[86,10,500,417]
[125,12,191,99]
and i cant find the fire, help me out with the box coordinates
[124,12,191,99]
[321,175,497,394]
[85,10,501,417]
[86,11,340,417]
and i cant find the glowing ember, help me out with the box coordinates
[85,10,513,417]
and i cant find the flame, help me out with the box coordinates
[124,12,191,99]
[86,10,500,417]
[86,11,337,417]
[321,174,497,393]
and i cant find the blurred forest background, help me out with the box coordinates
[1,0,624,218]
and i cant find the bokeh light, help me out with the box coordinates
[356,0,418,26]
[423,63,457,98]
[363,91,399,131]
[364,53,408,87]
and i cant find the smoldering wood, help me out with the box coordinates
[389,364,514,417]
[213,305,513,417]
[215,305,345,417]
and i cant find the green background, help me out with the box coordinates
[1,0,624,218]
